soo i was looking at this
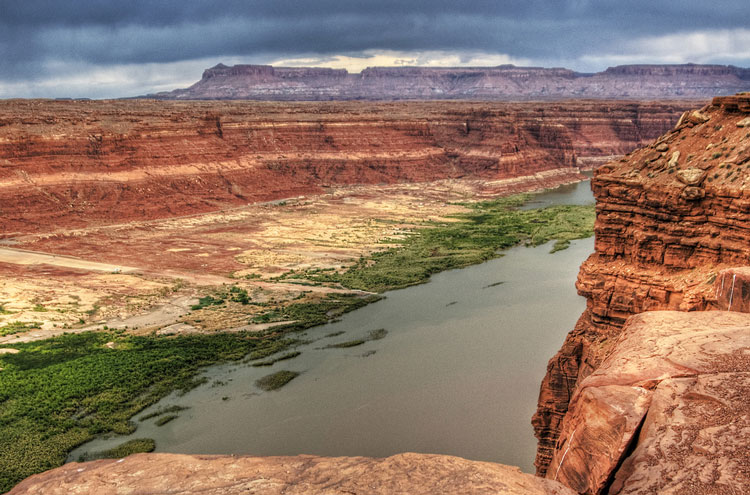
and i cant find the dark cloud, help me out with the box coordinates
[1,0,749,97]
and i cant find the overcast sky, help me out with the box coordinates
[2,0,749,98]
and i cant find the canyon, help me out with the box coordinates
[0,99,694,235]
[3,95,750,494]
[0,99,689,338]
[151,63,750,101]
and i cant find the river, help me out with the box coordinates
[70,179,594,473]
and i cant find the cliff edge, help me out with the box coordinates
[533,94,750,493]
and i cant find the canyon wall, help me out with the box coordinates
[152,63,750,100]
[533,94,750,493]
[0,99,693,236]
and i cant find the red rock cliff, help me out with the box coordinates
[0,99,692,236]
[533,94,750,483]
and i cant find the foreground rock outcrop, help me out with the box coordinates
[533,93,750,490]
[153,63,750,100]
[546,311,750,494]
[8,453,576,495]
[0,99,691,235]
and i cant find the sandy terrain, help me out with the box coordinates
[1,177,570,342]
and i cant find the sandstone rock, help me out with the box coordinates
[675,111,689,128]
[736,116,750,127]
[545,311,750,494]
[667,150,680,167]
[534,94,750,476]
[8,453,577,495]
[642,150,662,163]
[714,267,750,312]
[655,143,669,152]
[609,373,750,494]
[687,110,710,124]
[675,167,705,185]
[680,186,706,200]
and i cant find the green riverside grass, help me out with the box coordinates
[0,193,593,492]
[289,194,595,292]
[154,414,178,427]
[251,351,302,367]
[255,370,300,391]
[325,339,366,348]
[138,405,188,422]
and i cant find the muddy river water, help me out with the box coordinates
[70,180,594,473]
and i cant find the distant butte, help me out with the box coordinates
[148,63,750,101]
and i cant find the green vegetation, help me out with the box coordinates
[242,338,299,363]
[251,293,381,329]
[190,295,224,311]
[0,305,12,315]
[296,195,594,292]
[228,286,250,305]
[483,281,505,289]
[191,286,253,310]
[251,351,302,367]
[0,330,297,492]
[368,328,388,340]
[154,414,178,426]
[78,438,156,462]
[0,321,41,336]
[325,339,366,348]
[255,370,300,391]
[324,328,388,349]
[138,405,187,422]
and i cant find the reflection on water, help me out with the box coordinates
[70,180,594,473]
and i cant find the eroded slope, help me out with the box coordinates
[0,99,692,235]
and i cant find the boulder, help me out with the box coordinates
[680,186,705,200]
[675,167,705,185]
[667,150,680,168]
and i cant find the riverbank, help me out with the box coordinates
[1,176,584,344]
[0,184,594,492]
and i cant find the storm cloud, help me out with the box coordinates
[1,0,749,98]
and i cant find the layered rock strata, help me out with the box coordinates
[153,63,750,100]
[8,453,576,495]
[533,94,750,484]
[0,99,692,235]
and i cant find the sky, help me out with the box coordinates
[1,0,749,99]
